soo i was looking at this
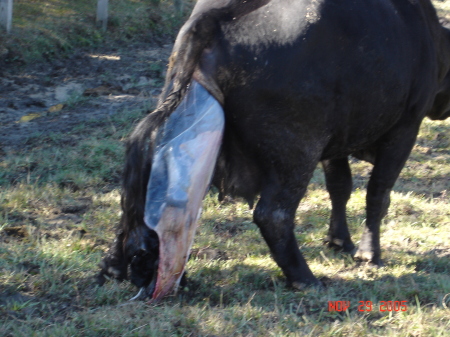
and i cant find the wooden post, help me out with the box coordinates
[0,0,13,33]
[96,0,108,31]
[174,0,182,14]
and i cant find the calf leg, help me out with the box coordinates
[253,172,320,288]
[354,124,420,265]
[322,158,355,252]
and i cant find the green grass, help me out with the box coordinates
[1,1,450,335]
[1,113,449,336]
[0,0,192,64]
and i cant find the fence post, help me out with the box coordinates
[0,0,13,33]
[174,0,182,14]
[96,0,108,31]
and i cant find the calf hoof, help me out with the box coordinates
[324,235,355,253]
[353,248,382,266]
[130,286,153,301]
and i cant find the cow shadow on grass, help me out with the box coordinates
[175,243,449,310]
[75,245,446,336]
[5,245,447,334]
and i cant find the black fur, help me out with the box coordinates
[99,0,450,292]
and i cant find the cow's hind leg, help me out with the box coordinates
[354,124,420,265]
[253,171,321,288]
[322,158,355,253]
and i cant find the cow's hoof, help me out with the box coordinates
[353,249,382,266]
[324,235,355,253]
[290,278,323,290]
[291,281,308,290]
[319,276,332,287]
[96,272,107,286]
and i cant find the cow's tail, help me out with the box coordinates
[158,0,270,117]
[120,0,270,237]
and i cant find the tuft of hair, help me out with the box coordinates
[120,111,166,241]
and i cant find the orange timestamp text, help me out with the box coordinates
[328,301,408,312]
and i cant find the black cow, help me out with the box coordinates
[98,0,450,300]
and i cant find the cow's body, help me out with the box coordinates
[98,0,450,298]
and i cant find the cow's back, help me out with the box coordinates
[208,0,443,159]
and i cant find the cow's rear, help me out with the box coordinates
[99,0,450,299]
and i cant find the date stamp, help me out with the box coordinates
[328,301,408,312]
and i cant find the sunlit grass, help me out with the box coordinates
[434,0,450,19]
[1,104,450,336]
[2,118,449,336]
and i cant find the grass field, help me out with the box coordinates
[1,1,450,336]
[2,116,449,336]
[0,0,192,64]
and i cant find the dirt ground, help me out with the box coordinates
[0,43,173,154]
